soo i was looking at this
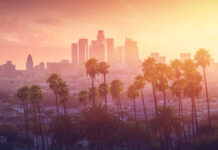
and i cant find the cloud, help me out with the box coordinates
[34,17,63,26]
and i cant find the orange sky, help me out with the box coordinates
[0,0,218,69]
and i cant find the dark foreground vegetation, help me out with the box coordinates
[1,48,218,150]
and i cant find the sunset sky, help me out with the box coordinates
[1,0,218,69]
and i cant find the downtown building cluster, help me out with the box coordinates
[71,30,140,68]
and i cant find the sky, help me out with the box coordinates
[1,0,218,69]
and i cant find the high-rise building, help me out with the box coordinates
[124,38,139,65]
[151,53,166,63]
[114,46,123,64]
[180,53,191,62]
[78,39,88,66]
[71,43,78,67]
[106,38,114,63]
[26,54,33,71]
[95,30,106,62]
[89,40,97,59]
[0,61,16,77]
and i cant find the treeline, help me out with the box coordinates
[1,48,218,150]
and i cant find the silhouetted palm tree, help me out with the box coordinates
[57,80,69,116]
[98,61,110,109]
[133,75,148,128]
[47,73,61,117]
[151,106,183,150]
[170,59,185,117]
[98,83,109,107]
[17,86,31,150]
[155,63,172,112]
[110,80,124,121]
[30,85,46,150]
[183,59,202,136]
[195,48,212,127]
[85,58,99,106]
[78,90,89,110]
[142,57,159,117]
[127,84,140,150]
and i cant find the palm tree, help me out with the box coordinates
[170,59,185,117]
[98,83,109,107]
[155,63,172,112]
[127,84,140,150]
[17,86,31,150]
[30,85,46,150]
[142,57,159,117]
[47,73,61,117]
[57,80,69,116]
[194,48,212,127]
[183,59,202,136]
[133,75,148,128]
[98,61,110,109]
[78,90,89,110]
[151,106,183,150]
[110,80,124,121]
[85,58,99,106]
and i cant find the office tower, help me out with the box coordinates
[151,53,166,63]
[114,46,123,63]
[78,39,88,66]
[95,30,106,62]
[71,43,78,67]
[89,40,97,59]
[180,53,191,62]
[106,38,114,63]
[26,54,33,71]
[124,38,139,65]
[0,61,16,77]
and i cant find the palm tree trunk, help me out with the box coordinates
[92,77,96,107]
[22,101,31,150]
[55,93,59,117]
[193,98,199,135]
[191,97,195,136]
[63,102,68,116]
[141,88,148,137]
[116,100,121,120]
[133,99,140,150]
[163,89,167,112]
[118,97,124,122]
[152,85,158,118]
[203,68,212,127]
[37,102,45,150]
[33,104,39,150]
[41,106,50,150]
[103,74,107,109]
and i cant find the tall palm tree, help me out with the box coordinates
[170,59,185,117]
[194,48,212,127]
[98,61,110,109]
[110,80,124,121]
[183,59,202,136]
[155,63,172,112]
[17,86,31,150]
[133,75,148,127]
[57,80,69,116]
[47,73,61,117]
[127,84,140,150]
[98,83,109,107]
[78,90,89,110]
[30,85,46,150]
[85,58,99,106]
[142,57,159,117]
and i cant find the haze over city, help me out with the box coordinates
[1,0,218,68]
[1,1,218,150]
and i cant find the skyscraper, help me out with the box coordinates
[114,46,123,64]
[95,30,106,62]
[78,39,88,66]
[106,38,114,63]
[124,38,139,65]
[26,54,33,71]
[71,43,78,67]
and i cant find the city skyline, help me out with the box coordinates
[1,0,218,69]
